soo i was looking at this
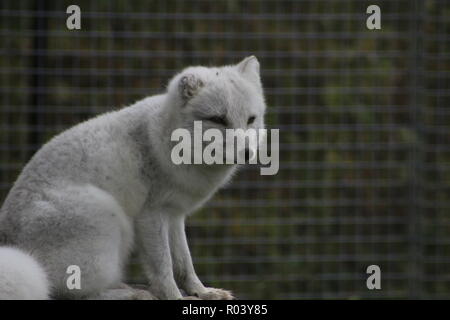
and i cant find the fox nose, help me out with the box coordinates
[244,149,251,161]
[239,148,256,163]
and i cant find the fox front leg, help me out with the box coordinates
[136,211,188,300]
[168,215,234,300]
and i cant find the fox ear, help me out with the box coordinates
[178,73,204,101]
[236,55,260,84]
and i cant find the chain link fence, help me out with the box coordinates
[0,0,449,299]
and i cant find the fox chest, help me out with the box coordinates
[162,185,217,216]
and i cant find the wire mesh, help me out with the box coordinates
[0,0,449,299]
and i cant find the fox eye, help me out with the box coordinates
[247,116,256,125]
[205,115,227,126]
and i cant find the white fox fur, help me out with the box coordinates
[0,247,49,299]
[0,56,266,299]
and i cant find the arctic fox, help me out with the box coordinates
[0,56,266,299]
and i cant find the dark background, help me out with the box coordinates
[0,0,449,299]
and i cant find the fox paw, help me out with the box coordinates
[196,288,235,300]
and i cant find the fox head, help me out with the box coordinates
[165,56,267,165]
